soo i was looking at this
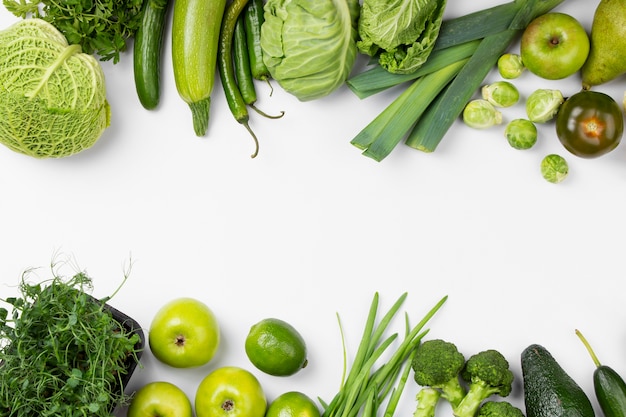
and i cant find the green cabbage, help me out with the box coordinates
[0,19,110,159]
[357,0,447,74]
[261,0,359,101]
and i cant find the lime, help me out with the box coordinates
[244,318,308,376]
[266,392,320,417]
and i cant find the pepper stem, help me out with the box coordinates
[576,329,602,368]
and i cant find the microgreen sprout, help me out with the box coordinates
[0,265,142,416]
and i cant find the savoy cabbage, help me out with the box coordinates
[0,19,110,158]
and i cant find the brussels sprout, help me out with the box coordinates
[482,81,520,108]
[505,119,537,150]
[526,89,564,123]
[463,99,502,129]
[541,154,569,183]
[497,53,525,79]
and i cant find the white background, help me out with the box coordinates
[1,0,625,416]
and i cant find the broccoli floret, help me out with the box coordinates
[477,401,525,417]
[411,339,467,417]
[453,349,514,417]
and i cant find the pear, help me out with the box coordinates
[581,0,626,89]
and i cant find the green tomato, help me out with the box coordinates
[556,90,624,158]
[505,119,537,150]
[195,366,267,417]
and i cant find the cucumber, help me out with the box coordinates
[521,344,595,417]
[133,0,170,110]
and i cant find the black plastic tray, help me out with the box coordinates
[104,301,145,390]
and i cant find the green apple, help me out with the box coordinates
[195,366,267,417]
[149,297,220,368]
[520,12,590,80]
[127,381,193,417]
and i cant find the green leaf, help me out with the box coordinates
[357,0,448,74]
[67,368,83,388]
[2,0,39,17]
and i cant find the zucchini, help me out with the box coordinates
[521,344,595,417]
[172,0,227,136]
[133,0,170,110]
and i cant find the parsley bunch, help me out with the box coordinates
[0,271,143,416]
[2,0,144,62]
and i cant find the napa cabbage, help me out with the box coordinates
[260,0,359,101]
[0,19,110,159]
[357,0,447,74]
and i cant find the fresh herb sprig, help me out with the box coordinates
[0,269,142,416]
[2,0,144,62]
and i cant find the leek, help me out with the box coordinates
[351,59,469,161]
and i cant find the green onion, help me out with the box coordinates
[382,335,416,417]
[322,293,448,417]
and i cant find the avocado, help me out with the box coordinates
[521,344,595,417]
